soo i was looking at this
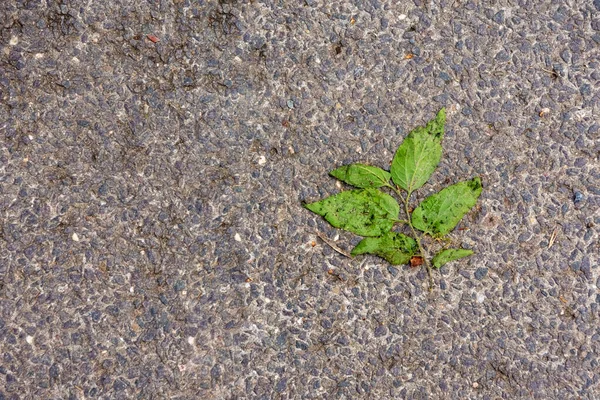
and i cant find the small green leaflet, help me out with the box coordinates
[351,232,417,265]
[412,177,482,237]
[304,188,399,237]
[390,108,445,193]
[432,248,474,268]
[330,164,391,188]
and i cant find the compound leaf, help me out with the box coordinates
[412,177,482,237]
[351,232,418,265]
[304,188,399,237]
[330,164,391,188]
[432,248,474,268]
[391,108,446,193]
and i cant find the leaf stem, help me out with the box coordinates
[389,184,434,290]
[402,190,434,291]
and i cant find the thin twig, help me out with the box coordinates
[315,231,352,258]
[548,227,558,249]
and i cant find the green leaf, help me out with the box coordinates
[412,177,482,237]
[304,188,399,237]
[432,248,474,268]
[351,232,418,265]
[390,108,446,193]
[330,164,391,188]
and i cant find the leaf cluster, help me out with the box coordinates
[304,109,482,285]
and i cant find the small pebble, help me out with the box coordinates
[474,267,488,280]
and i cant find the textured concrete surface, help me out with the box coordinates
[1,0,599,399]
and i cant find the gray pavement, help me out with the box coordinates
[1,0,599,399]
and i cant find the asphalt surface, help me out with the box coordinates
[1,0,599,399]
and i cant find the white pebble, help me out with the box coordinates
[26,335,34,345]
[258,155,266,165]
[72,233,80,242]
[234,233,242,242]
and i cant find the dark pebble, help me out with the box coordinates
[492,10,505,24]
[295,340,308,351]
[211,364,221,380]
[159,294,168,305]
[276,332,287,347]
[374,325,387,337]
[49,364,59,379]
[573,192,584,204]
[113,379,127,391]
[580,84,591,96]
[337,336,349,346]
[90,310,102,322]
[474,267,488,280]
[275,378,287,393]
[439,72,451,82]
[98,183,108,196]
[174,280,186,292]
[141,330,156,342]
[495,50,510,62]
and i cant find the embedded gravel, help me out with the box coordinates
[1,0,599,399]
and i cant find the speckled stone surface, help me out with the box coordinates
[1,0,599,399]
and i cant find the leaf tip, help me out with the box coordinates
[303,201,321,214]
[421,108,446,139]
[329,165,347,181]
[437,107,446,119]
[469,176,483,192]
